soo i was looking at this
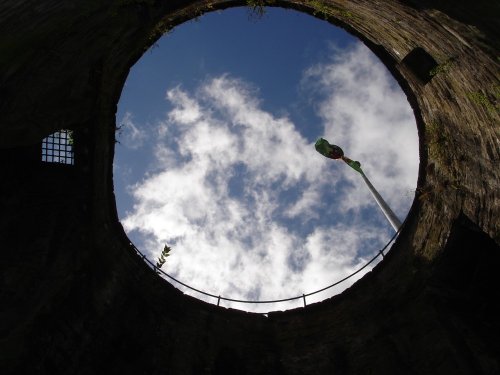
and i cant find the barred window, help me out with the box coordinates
[41,130,74,165]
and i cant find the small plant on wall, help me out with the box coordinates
[426,120,452,166]
[246,0,275,20]
[467,89,499,114]
[308,0,353,19]
[156,244,172,271]
[429,56,456,77]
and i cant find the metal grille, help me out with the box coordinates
[41,130,74,165]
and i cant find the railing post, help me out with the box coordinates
[379,249,385,258]
[217,296,221,306]
[302,294,307,307]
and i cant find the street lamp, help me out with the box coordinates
[315,138,402,232]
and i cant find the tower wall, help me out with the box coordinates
[1,1,498,374]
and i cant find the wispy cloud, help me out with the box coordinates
[118,112,148,149]
[304,43,419,218]
[119,42,418,312]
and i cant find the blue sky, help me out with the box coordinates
[114,7,419,313]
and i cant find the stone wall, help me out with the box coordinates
[0,1,498,374]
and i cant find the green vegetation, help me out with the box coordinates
[467,89,499,114]
[246,0,275,20]
[426,121,451,166]
[148,21,173,44]
[429,56,456,76]
[156,244,172,271]
[66,129,74,146]
[309,0,330,18]
[308,0,353,19]
[193,1,215,21]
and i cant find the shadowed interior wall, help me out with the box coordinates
[0,1,498,374]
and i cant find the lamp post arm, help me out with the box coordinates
[341,156,363,173]
[359,171,402,232]
[314,138,401,232]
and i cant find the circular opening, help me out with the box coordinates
[114,7,419,313]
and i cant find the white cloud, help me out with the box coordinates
[303,43,419,219]
[166,86,203,125]
[118,112,148,149]
[119,43,419,313]
[284,188,321,220]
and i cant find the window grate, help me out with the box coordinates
[41,130,74,165]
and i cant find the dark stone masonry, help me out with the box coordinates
[0,1,498,374]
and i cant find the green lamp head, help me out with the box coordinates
[315,138,344,159]
[315,138,363,173]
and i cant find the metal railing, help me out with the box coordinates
[128,227,401,311]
